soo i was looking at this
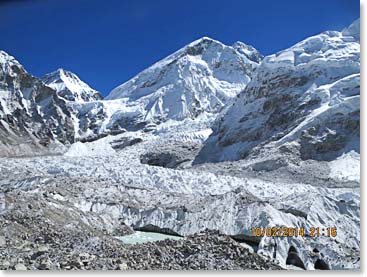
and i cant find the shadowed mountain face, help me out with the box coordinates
[0,51,75,156]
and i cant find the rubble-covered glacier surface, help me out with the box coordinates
[0,118,360,270]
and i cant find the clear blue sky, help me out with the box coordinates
[1,0,359,96]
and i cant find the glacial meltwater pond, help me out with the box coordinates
[116,231,184,245]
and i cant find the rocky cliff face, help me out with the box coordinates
[196,19,360,163]
[0,51,75,156]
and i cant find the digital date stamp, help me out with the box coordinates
[251,227,337,237]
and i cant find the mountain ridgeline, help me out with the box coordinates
[0,19,361,270]
[0,19,360,161]
[195,19,360,163]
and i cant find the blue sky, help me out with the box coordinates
[0,0,359,96]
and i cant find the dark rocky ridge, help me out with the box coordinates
[0,51,75,156]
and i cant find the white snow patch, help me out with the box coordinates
[65,140,116,157]
[329,151,360,182]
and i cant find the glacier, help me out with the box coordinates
[0,19,360,270]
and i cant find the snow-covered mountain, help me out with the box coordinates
[0,51,74,156]
[0,37,262,148]
[42,68,103,102]
[196,19,360,163]
[0,19,360,270]
[106,37,262,122]
[65,37,263,139]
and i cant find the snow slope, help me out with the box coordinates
[60,37,262,140]
[42,69,102,102]
[196,19,360,163]
[106,37,262,122]
[1,37,262,146]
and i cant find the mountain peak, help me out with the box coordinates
[56,68,66,74]
[106,35,261,122]
[179,36,226,57]
[0,50,24,72]
[42,69,102,102]
[42,68,72,80]
[342,18,360,41]
[232,41,263,63]
[188,36,223,47]
[50,68,76,78]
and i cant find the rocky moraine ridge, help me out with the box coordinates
[0,19,360,270]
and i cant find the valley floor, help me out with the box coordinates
[0,118,360,270]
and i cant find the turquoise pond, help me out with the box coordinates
[116,231,183,245]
